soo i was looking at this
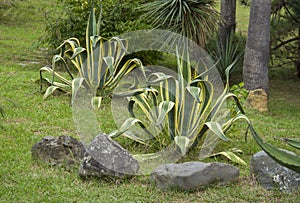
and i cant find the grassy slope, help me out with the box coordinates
[0,0,299,202]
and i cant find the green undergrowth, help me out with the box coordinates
[0,0,299,202]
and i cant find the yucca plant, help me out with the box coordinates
[40,8,144,106]
[140,0,220,47]
[206,33,246,82]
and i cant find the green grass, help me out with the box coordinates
[0,0,299,202]
[236,4,250,34]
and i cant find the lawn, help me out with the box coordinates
[0,1,299,202]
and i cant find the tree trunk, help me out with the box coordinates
[219,0,236,46]
[243,0,271,112]
[243,0,271,92]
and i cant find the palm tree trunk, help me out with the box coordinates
[243,0,271,111]
[219,0,236,46]
[243,0,271,92]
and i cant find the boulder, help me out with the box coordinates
[79,134,139,178]
[246,89,268,112]
[250,150,300,193]
[150,162,239,191]
[31,135,85,167]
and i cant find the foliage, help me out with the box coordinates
[227,82,248,122]
[230,82,248,106]
[206,32,246,82]
[40,8,144,105]
[41,0,152,49]
[270,0,300,76]
[140,0,220,47]
[239,0,251,6]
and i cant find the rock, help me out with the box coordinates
[31,135,85,167]
[246,89,268,112]
[79,134,139,178]
[250,150,300,193]
[150,162,239,191]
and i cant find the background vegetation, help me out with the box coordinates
[0,0,299,202]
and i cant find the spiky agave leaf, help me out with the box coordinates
[280,138,300,150]
[249,125,300,174]
[108,117,144,140]
[221,113,300,173]
[174,136,190,155]
[209,148,247,165]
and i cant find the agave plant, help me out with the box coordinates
[140,0,220,47]
[110,44,247,157]
[40,8,144,106]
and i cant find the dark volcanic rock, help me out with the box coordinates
[31,135,85,167]
[150,162,239,191]
[79,134,139,178]
[251,150,300,193]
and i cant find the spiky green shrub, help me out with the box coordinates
[140,0,220,47]
[206,32,246,82]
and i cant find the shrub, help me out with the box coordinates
[42,0,152,49]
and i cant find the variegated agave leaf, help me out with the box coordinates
[121,46,219,155]
[120,44,252,158]
[40,8,146,105]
